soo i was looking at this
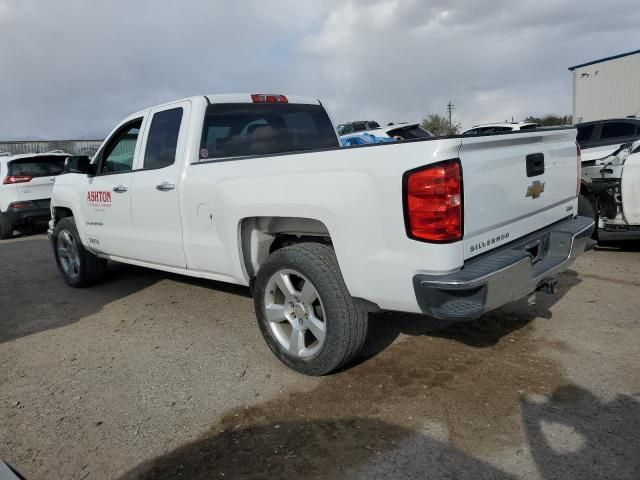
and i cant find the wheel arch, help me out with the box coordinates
[52,206,74,222]
[239,216,332,279]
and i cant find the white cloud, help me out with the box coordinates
[0,0,638,139]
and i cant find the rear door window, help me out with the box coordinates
[8,156,66,176]
[143,108,183,169]
[200,103,339,160]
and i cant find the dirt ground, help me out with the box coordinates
[1,232,639,479]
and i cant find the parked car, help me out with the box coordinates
[575,117,640,150]
[462,122,539,135]
[340,132,396,147]
[578,139,640,240]
[49,93,591,375]
[341,122,433,143]
[0,151,70,239]
[336,121,381,135]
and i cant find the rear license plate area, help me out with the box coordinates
[519,232,551,264]
[525,240,542,263]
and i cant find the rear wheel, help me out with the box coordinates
[53,217,107,287]
[0,213,13,240]
[254,243,368,375]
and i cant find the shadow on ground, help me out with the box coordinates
[0,237,250,344]
[7,222,48,240]
[115,269,629,479]
[117,384,639,479]
[522,385,640,479]
[360,269,582,363]
[119,417,513,479]
[0,237,160,343]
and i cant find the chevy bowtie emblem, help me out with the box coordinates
[526,180,545,199]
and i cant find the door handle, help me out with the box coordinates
[156,182,176,191]
[113,185,128,193]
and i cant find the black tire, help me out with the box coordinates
[254,243,368,376]
[53,217,107,287]
[578,193,598,239]
[0,213,13,240]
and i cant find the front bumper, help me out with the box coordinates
[413,216,594,321]
[3,199,51,226]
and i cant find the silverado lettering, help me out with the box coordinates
[470,233,510,253]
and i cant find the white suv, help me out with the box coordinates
[462,122,539,135]
[0,151,70,239]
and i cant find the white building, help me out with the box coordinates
[569,49,640,123]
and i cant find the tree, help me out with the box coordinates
[421,114,461,136]
[525,114,573,126]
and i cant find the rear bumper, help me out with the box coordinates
[3,200,51,225]
[413,216,594,321]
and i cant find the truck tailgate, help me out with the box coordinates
[460,129,578,259]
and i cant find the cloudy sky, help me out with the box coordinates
[1,0,639,139]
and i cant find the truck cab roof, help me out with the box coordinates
[124,94,323,125]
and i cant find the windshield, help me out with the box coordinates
[199,103,339,160]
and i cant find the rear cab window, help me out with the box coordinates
[199,103,339,160]
[8,156,66,177]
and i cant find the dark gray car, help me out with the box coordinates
[576,118,640,149]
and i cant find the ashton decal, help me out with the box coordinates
[87,191,112,210]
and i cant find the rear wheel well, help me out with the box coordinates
[240,217,332,279]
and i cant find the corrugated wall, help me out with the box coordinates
[0,140,103,157]
[573,53,640,123]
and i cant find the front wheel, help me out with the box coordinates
[254,243,368,376]
[53,217,107,287]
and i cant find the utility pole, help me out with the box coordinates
[446,100,454,131]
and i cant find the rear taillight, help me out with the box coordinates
[251,94,288,103]
[576,143,581,196]
[3,175,32,184]
[404,160,463,242]
[9,202,32,209]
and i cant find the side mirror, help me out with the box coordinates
[64,156,96,175]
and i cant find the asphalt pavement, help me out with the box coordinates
[1,233,639,479]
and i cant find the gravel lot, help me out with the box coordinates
[1,233,639,479]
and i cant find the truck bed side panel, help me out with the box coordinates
[182,138,464,312]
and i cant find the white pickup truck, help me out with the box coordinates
[49,93,593,375]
